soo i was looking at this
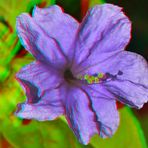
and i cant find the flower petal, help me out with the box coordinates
[15,61,66,120]
[15,102,62,121]
[72,4,131,71]
[15,86,65,121]
[78,51,148,108]
[104,52,148,108]
[32,5,79,61]
[16,61,63,104]
[16,5,79,69]
[65,86,98,144]
[99,51,148,88]
[16,14,65,69]
[82,84,119,138]
[104,80,148,108]
[65,85,119,144]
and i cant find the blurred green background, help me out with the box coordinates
[0,0,148,147]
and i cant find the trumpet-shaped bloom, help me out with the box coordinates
[15,4,148,144]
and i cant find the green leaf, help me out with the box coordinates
[134,108,148,146]
[89,107,147,148]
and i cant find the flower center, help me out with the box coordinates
[77,70,123,84]
[64,68,75,83]
[77,73,105,84]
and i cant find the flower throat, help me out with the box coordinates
[64,69,75,82]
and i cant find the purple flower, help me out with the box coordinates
[15,4,148,144]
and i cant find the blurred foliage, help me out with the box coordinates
[89,0,105,7]
[0,0,55,82]
[0,0,55,28]
[134,106,148,147]
[0,0,147,147]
